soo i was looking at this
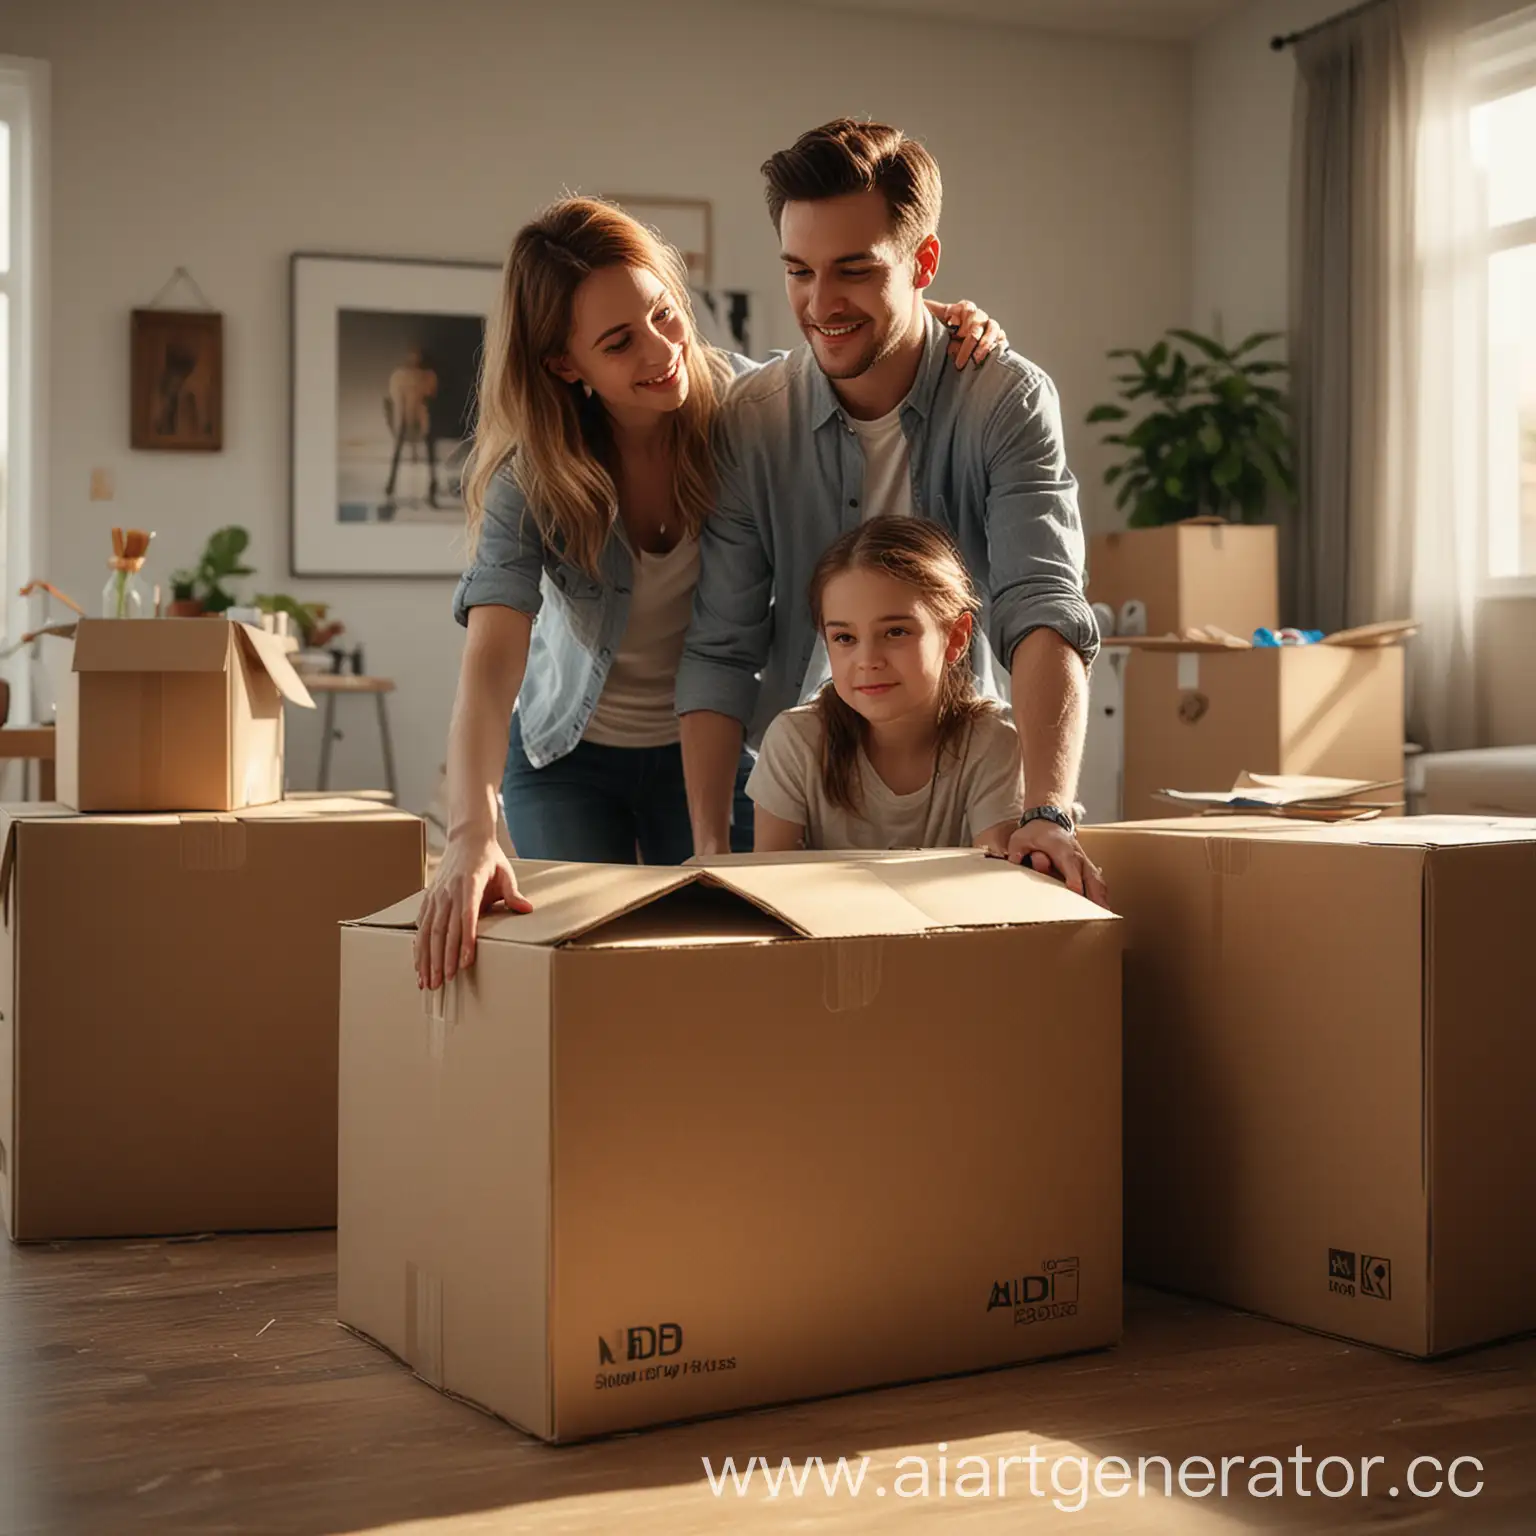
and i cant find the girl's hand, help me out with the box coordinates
[414,833,533,991]
[924,299,1009,369]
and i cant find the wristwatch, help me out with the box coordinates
[1019,804,1076,836]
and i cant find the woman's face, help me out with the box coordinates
[551,263,690,419]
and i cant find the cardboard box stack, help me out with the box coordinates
[1112,625,1410,822]
[2,618,426,1242]
[1079,811,1536,1357]
[337,850,1124,1441]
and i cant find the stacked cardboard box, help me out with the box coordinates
[337,850,1124,1441]
[1079,814,1536,1357]
[1088,520,1278,640]
[2,619,426,1241]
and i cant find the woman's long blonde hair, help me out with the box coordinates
[809,517,996,815]
[464,197,731,574]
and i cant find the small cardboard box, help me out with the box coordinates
[1088,521,1278,638]
[55,618,315,812]
[1078,814,1536,1357]
[338,850,1123,1442]
[1119,643,1405,821]
[0,798,425,1241]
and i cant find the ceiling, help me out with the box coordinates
[786,0,1248,43]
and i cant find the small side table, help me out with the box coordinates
[0,725,58,801]
[306,674,398,802]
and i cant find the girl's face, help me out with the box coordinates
[820,565,971,729]
[548,263,691,418]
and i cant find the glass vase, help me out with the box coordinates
[102,568,147,619]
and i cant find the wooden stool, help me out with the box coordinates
[305,674,398,802]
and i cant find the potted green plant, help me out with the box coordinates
[165,526,256,617]
[167,569,203,617]
[1086,328,1296,527]
[193,526,256,614]
[254,593,345,659]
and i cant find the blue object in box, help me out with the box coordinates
[1253,627,1326,647]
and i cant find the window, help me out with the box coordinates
[0,57,44,680]
[1,110,12,615]
[1471,48,1536,585]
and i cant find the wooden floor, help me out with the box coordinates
[2,1233,1534,1535]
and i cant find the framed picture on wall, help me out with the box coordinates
[605,195,713,287]
[290,252,500,578]
[130,309,224,451]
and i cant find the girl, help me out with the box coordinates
[749,517,1024,853]
[415,198,1006,988]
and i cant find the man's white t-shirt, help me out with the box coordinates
[848,406,915,522]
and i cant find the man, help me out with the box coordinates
[674,118,1105,900]
[385,346,440,507]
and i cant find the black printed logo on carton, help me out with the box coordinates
[1328,1250,1392,1301]
[592,1324,738,1392]
[987,1256,1079,1326]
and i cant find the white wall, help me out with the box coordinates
[1190,0,1338,341]
[1,0,1190,812]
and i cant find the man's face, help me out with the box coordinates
[779,190,937,382]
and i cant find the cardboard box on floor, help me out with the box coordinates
[0,798,425,1241]
[338,849,1123,1442]
[1078,814,1536,1357]
[55,617,315,812]
[1117,639,1406,821]
[1088,520,1278,639]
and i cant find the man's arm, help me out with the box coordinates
[680,712,744,856]
[676,418,774,855]
[980,365,1106,903]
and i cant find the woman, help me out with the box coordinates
[414,197,1006,990]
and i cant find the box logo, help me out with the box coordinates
[598,1323,683,1365]
[1327,1241,1351,1290]
[987,1257,1079,1326]
[1360,1256,1392,1301]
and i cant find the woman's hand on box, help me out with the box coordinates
[415,834,532,990]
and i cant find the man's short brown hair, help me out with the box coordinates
[761,118,942,253]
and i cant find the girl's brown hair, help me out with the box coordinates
[808,517,995,815]
[464,197,731,575]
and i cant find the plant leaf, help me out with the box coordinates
[1166,328,1228,362]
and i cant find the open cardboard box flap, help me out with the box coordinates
[70,618,314,709]
[352,848,1112,948]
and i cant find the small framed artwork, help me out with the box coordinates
[290,252,500,578]
[130,309,224,451]
[605,195,714,287]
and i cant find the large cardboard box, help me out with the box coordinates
[1078,814,1536,1357]
[56,618,315,812]
[1088,521,1278,638]
[1119,643,1405,821]
[338,850,1123,1441]
[0,798,424,1241]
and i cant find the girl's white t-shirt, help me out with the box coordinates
[746,703,1024,850]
